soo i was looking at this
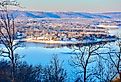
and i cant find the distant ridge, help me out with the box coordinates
[3,10,121,19]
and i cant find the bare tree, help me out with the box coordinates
[94,53,116,82]
[107,41,121,81]
[43,55,67,82]
[93,41,121,82]
[70,43,104,82]
[0,1,21,82]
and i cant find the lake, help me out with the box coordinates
[14,41,120,81]
[0,39,120,81]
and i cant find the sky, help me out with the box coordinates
[17,0,121,12]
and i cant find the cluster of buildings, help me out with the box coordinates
[15,18,119,41]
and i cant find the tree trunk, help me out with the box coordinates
[84,68,86,82]
[11,50,15,82]
[119,72,121,80]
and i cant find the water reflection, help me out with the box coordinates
[1,40,121,81]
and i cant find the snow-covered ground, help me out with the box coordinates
[108,28,121,37]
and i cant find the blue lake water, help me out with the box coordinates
[16,43,74,65]
[0,41,120,81]
[15,42,118,65]
[15,42,118,74]
[15,42,78,80]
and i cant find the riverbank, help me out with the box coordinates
[23,38,117,44]
[24,39,80,44]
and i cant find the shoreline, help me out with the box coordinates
[22,38,117,44]
[24,39,80,44]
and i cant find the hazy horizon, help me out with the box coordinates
[18,0,121,13]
